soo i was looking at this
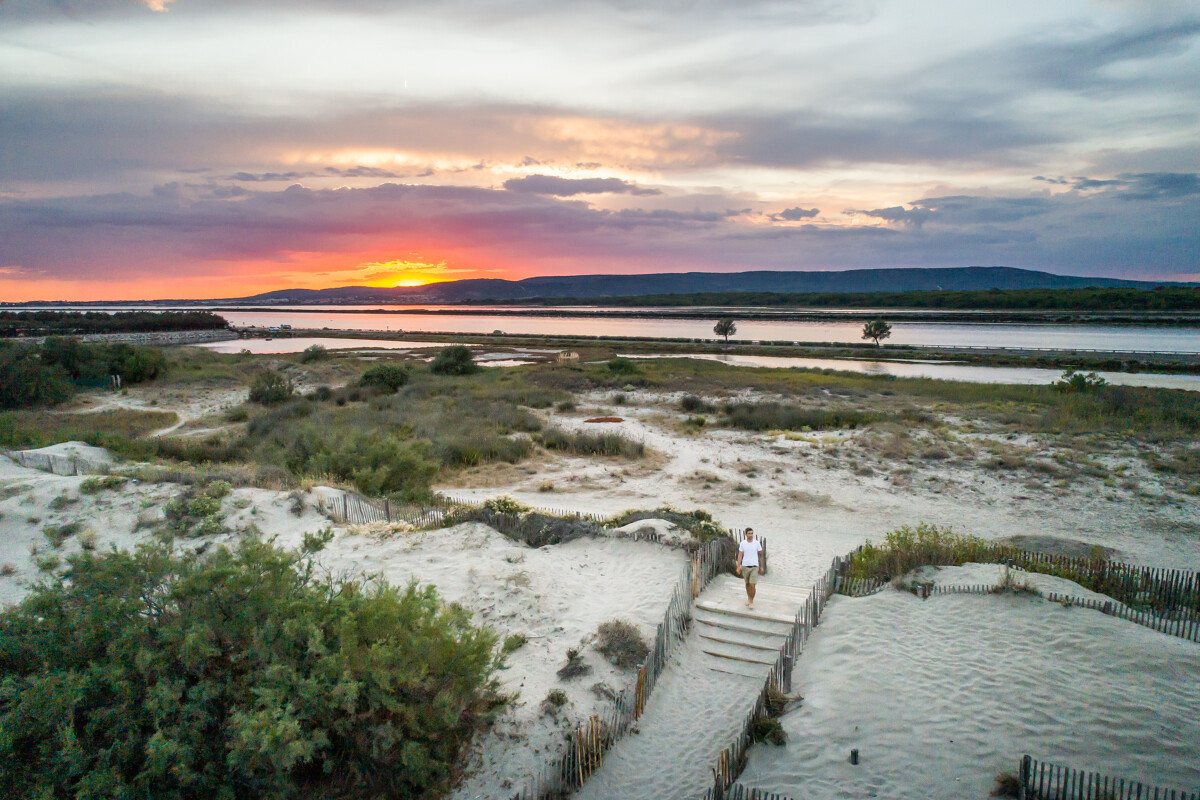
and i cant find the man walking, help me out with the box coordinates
[736,528,763,609]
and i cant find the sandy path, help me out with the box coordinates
[739,583,1200,797]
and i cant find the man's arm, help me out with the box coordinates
[734,543,741,574]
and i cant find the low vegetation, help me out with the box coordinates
[539,426,646,457]
[0,535,503,800]
[0,309,228,337]
[595,619,649,669]
[248,370,295,404]
[431,345,478,375]
[0,337,165,409]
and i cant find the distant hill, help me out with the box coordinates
[226,267,1176,305]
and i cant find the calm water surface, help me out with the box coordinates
[215,311,1200,353]
[623,353,1200,391]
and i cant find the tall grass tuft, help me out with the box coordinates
[540,427,645,458]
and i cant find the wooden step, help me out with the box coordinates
[694,612,793,638]
[696,600,796,625]
[698,631,784,652]
[708,662,771,680]
[701,639,780,666]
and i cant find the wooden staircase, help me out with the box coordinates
[694,576,811,679]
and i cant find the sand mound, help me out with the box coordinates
[613,517,694,547]
[908,562,1123,605]
[739,589,1200,798]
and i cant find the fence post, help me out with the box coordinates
[1019,755,1030,800]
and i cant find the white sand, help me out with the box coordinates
[738,585,1200,798]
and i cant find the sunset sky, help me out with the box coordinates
[1,0,1198,301]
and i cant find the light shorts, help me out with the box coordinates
[742,566,759,585]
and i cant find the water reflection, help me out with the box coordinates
[622,353,1200,391]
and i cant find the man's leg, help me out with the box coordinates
[748,582,756,608]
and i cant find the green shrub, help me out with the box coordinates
[485,495,530,514]
[1054,369,1108,392]
[540,427,645,458]
[205,479,232,499]
[48,493,75,511]
[42,521,81,548]
[680,395,714,413]
[360,363,411,392]
[248,370,294,404]
[749,715,787,745]
[300,344,327,363]
[502,633,528,654]
[722,401,881,432]
[0,537,502,800]
[0,344,72,409]
[80,475,126,494]
[595,619,649,669]
[606,357,638,375]
[430,346,478,376]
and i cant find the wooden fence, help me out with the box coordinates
[981,547,1199,623]
[512,534,735,800]
[1019,755,1198,800]
[702,555,843,800]
[4,449,114,476]
[706,784,795,800]
[913,582,1200,644]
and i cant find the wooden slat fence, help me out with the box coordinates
[4,449,114,477]
[512,533,735,799]
[1019,755,1199,800]
[913,583,1200,643]
[702,555,844,800]
[981,547,1199,625]
[707,784,795,800]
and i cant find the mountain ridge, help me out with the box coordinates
[230,267,1184,304]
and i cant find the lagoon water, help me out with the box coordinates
[623,353,1200,391]
[213,310,1200,353]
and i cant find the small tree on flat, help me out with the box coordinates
[713,318,737,344]
[862,318,892,346]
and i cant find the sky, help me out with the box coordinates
[0,0,1198,301]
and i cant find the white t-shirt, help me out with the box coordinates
[738,539,762,568]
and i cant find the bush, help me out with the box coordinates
[248,370,294,404]
[749,715,787,745]
[0,345,72,409]
[1054,369,1108,392]
[606,507,727,543]
[502,633,528,654]
[430,346,478,376]
[722,401,881,432]
[680,395,713,413]
[360,363,411,392]
[556,647,592,680]
[300,344,327,363]
[80,475,126,494]
[540,427,645,458]
[595,619,649,669]
[0,537,502,800]
[606,357,638,375]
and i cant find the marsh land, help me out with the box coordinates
[1,337,1197,798]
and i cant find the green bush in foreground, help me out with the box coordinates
[430,346,478,376]
[359,362,411,392]
[248,370,294,404]
[847,522,997,581]
[0,535,502,800]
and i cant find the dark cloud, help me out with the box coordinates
[3,177,1197,284]
[503,175,661,196]
[1065,172,1200,200]
[774,206,819,221]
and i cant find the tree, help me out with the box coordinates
[0,536,503,800]
[713,317,737,343]
[248,370,294,404]
[360,362,411,392]
[862,318,892,346]
[430,345,478,375]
